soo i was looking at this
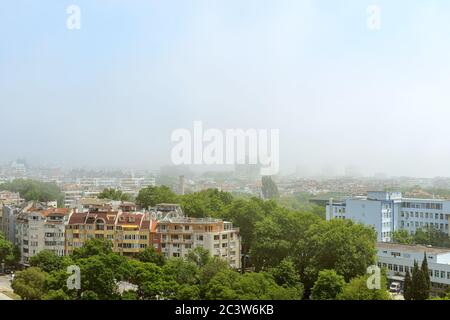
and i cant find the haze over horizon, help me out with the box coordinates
[2,1,450,178]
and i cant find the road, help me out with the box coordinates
[0,275,13,300]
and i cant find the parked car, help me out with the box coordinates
[389,282,401,293]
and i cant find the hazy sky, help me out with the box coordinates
[2,0,450,177]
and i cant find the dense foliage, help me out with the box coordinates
[98,188,131,201]
[0,232,20,268]
[0,179,63,205]
[393,228,450,248]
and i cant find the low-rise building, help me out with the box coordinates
[377,242,450,294]
[327,191,450,242]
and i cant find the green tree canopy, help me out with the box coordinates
[0,179,63,205]
[136,186,179,209]
[311,269,346,300]
[11,267,48,300]
[98,188,131,201]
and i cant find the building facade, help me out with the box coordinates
[65,211,152,256]
[377,242,450,294]
[16,205,69,265]
[155,217,241,269]
[327,191,450,242]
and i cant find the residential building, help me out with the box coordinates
[16,204,69,264]
[65,211,152,256]
[155,216,241,269]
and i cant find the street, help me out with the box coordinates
[0,275,13,300]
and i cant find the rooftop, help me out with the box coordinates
[377,242,450,255]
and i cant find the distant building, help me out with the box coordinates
[327,191,450,242]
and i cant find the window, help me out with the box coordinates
[435,270,439,277]
[441,271,446,278]
[214,235,220,241]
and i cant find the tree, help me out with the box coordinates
[43,289,70,300]
[311,269,346,300]
[270,258,301,288]
[224,198,268,255]
[0,232,20,268]
[410,260,429,300]
[11,267,48,300]
[181,189,233,218]
[78,255,119,300]
[71,239,113,259]
[404,269,412,300]
[421,252,431,294]
[299,219,377,294]
[98,188,130,201]
[29,250,63,273]
[392,230,414,245]
[137,247,165,266]
[261,176,279,200]
[136,186,178,209]
[187,247,211,268]
[205,270,301,300]
[337,274,390,300]
[0,179,63,205]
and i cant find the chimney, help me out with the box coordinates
[179,175,185,195]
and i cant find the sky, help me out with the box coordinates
[1,0,450,177]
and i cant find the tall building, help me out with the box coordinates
[327,191,450,242]
[16,205,69,264]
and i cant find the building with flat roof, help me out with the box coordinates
[376,242,450,294]
[155,216,241,269]
[327,191,450,242]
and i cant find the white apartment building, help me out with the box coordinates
[156,216,241,269]
[327,191,450,242]
[377,242,450,293]
[15,204,69,264]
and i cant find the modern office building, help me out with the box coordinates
[377,242,450,294]
[326,191,450,242]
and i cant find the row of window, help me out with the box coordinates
[402,202,443,210]
[379,262,450,280]
[400,221,448,230]
[401,212,447,220]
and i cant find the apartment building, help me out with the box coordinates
[65,211,151,256]
[377,242,450,294]
[15,205,69,264]
[155,216,241,269]
[326,191,450,242]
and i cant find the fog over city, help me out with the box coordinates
[2,1,450,177]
